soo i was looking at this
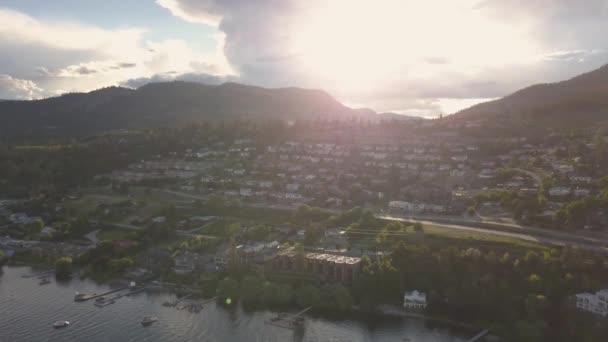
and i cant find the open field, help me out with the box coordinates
[421,224,549,250]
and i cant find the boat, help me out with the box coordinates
[39,278,51,285]
[53,321,70,329]
[94,299,114,307]
[402,338,411,341]
[74,292,93,302]
[176,303,186,310]
[141,316,158,326]
[95,296,106,303]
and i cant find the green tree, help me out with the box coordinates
[55,256,73,277]
[240,276,265,306]
[217,277,239,301]
[295,285,321,307]
[108,257,133,275]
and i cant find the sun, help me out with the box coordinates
[290,0,540,92]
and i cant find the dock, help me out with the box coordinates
[266,306,312,329]
[200,296,217,305]
[94,287,148,307]
[466,329,490,342]
[74,286,130,302]
[21,269,55,278]
[163,293,192,307]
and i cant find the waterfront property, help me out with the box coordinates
[404,290,428,309]
[574,289,608,317]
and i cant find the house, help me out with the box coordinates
[286,183,300,192]
[574,289,608,317]
[403,290,427,309]
[9,213,41,225]
[548,186,571,197]
[574,188,591,198]
[152,216,166,224]
[112,240,137,250]
[40,226,56,238]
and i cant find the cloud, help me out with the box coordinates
[120,71,237,89]
[157,0,608,115]
[0,74,44,100]
[54,61,138,78]
[155,0,222,26]
[0,8,233,99]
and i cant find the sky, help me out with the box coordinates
[0,0,607,117]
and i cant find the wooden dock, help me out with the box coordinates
[266,306,312,330]
[74,286,130,302]
[94,287,148,307]
[466,329,489,342]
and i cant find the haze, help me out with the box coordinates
[0,0,607,116]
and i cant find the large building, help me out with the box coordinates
[273,248,361,282]
[575,289,608,317]
[403,290,427,309]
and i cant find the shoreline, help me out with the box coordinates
[3,263,484,336]
[370,304,478,330]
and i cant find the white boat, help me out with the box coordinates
[53,321,70,329]
[141,316,158,326]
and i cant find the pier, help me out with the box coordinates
[466,329,489,342]
[94,287,148,307]
[21,269,55,278]
[266,306,312,329]
[74,286,130,302]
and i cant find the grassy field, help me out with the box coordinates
[352,223,549,253]
[97,229,133,241]
[421,224,549,250]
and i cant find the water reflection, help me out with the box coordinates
[0,266,467,342]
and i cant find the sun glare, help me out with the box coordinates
[292,0,540,91]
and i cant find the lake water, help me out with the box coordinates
[0,266,468,342]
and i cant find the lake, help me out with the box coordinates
[0,266,468,342]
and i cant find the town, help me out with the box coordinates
[1,120,608,341]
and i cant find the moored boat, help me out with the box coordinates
[53,321,70,329]
[141,316,158,326]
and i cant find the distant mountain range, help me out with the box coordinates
[2,64,607,139]
[452,64,608,130]
[0,82,373,138]
[378,112,426,121]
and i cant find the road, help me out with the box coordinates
[378,215,608,254]
[90,220,142,230]
[93,188,608,254]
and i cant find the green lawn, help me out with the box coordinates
[97,229,133,241]
[421,224,548,250]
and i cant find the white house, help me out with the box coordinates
[548,186,571,197]
[404,290,427,309]
[575,289,608,317]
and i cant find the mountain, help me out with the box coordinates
[378,112,426,122]
[452,64,608,130]
[0,81,372,138]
